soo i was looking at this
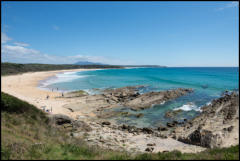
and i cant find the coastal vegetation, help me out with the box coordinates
[1,92,239,160]
[1,62,123,76]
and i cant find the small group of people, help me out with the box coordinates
[47,87,64,99]
[46,92,64,99]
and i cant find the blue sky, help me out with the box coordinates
[1,1,239,66]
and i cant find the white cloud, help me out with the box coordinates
[1,32,12,43]
[3,45,37,55]
[1,33,133,65]
[1,44,132,65]
[2,45,39,55]
[13,42,29,47]
[217,2,239,11]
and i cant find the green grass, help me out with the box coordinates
[1,92,239,160]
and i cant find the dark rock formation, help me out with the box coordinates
[157,126,168,131]
[147,143,156,146]
[102,121,111,126]
[49,114,92,133]
[145,147,154,152]
[49,114,73,125]
[142,127,154,134]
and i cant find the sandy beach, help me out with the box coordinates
[1,68,98,119]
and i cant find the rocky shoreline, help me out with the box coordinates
[47,86,239,153]
[101,86,193,111]
[62,86,194,119]
[173,92,239,148]
[48,114,206,153]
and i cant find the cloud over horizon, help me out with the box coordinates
[1,33,133,65]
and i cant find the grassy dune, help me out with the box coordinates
[1,92,239,160]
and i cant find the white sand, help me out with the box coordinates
[1,68,98,118]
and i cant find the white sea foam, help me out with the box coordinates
[174,102,201,112]
[160,101,165,105]
[206,101,212,106]
[83,89,98,95]
[39,71,90,88]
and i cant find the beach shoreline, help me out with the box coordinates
[1,68,100,119]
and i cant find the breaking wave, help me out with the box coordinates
[39,71,90,88]
[174,102,201,112]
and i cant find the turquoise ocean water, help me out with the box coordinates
[40,67,239,128]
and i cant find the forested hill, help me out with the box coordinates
[1,62,123,76]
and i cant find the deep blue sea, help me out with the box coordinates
[40,67,239,128]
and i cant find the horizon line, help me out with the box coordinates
[1,62,239,68]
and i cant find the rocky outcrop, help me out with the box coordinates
[103,86,143,102]
[124,88,193,111]
[64,86,193,116]
[116,124,169,137]
[49,114,73,125]
[78,121,205,154]
[49,114,92,133]
[72,120,92,132]
[174,92,239,148]
[103,87,193,111]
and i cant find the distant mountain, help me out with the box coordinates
[74,61,108,65]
